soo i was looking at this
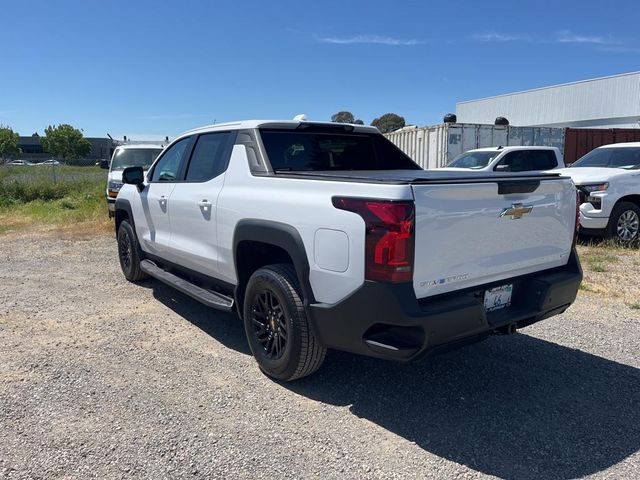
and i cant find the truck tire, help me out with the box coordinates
[117,220,148,282]
[243,264,326,381]
[607,202,640,246]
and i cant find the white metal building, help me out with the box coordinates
[456,71,640,129]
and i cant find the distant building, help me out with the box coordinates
[456,71,640,129]
[18,135,114,160]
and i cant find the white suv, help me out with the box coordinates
[556,142,640,245]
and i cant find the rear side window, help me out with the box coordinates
[259,129,420,171]
[185,132,235,182]
[496,150,557,172]
[529,150,557,170]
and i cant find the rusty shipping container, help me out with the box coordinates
[385,123,565,169]
[564,128,640,164]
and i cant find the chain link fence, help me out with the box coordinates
[0,156,107,184]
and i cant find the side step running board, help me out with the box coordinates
[140,260,234,312]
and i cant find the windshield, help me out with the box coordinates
[447,151,500,169]
[571,147,640,169]
[111,148,162,171]
[259,128,420,171]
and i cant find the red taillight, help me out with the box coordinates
[574,189,580,247]
[333,197,415,283]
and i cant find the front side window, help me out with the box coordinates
[448,151,499,169]
[259,129,420,171]
[150,137,190,182]
[185,132,235,182]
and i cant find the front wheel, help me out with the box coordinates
[243,264,326,381]
[117,220,148,282]
[607,202,640,246]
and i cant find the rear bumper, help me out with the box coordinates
[308,249,582,361]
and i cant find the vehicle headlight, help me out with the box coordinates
[108,181,123,191]
[577,183,608,210]
[579,183,609,193]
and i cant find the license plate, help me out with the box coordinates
[484,284,513,312]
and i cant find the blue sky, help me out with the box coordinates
[1,0,639,139]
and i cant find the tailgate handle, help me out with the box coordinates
[498,180,540,195]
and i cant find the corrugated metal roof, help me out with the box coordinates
[456,72,640,128]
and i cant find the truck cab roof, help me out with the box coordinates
[181,120,379,137]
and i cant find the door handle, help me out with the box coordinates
[198,199,212,210]
[159,196,167,204]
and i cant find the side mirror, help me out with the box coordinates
[495,164,511,172]
[99,159,110,169]
[122,166,145,191]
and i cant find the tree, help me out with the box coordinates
[371,113,406,133]
[42,124,91,160]
[0,125,20,162]
[354,119,364,125]
[331,111,355,124]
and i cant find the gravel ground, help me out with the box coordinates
[1,233,639,479]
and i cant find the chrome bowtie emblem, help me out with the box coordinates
[500,203,533,219]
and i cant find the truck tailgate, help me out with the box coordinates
[411,177,576,299]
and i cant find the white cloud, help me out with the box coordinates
[472,31,531,42]
[319,35,422,46]
[556,30,615,45]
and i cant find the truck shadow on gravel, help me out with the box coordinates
[149,284,639,479]
[288,335,640,480]
[149,282,251,355]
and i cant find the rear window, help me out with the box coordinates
[259,129,420,171]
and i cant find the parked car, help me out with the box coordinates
[556,142,640,245]
[114,119,582,381]
[36,159,63,166]
[6,160,34,166]
[439,146,564,172]
[103,144,164,218]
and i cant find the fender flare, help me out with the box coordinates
[114,198,135,233]
[233,219,315,306]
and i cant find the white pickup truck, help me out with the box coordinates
[556,142,640,244]
[114,120,582,381]
[440,146,564,172]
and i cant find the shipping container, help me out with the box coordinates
[564,128,640,164]
[386,123,565,169]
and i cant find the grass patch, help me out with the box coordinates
[583,254,619,264]
[0,165,111,236]
[579,282,595,292]
[589,264,607,273]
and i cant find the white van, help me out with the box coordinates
[104,144,164,217]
